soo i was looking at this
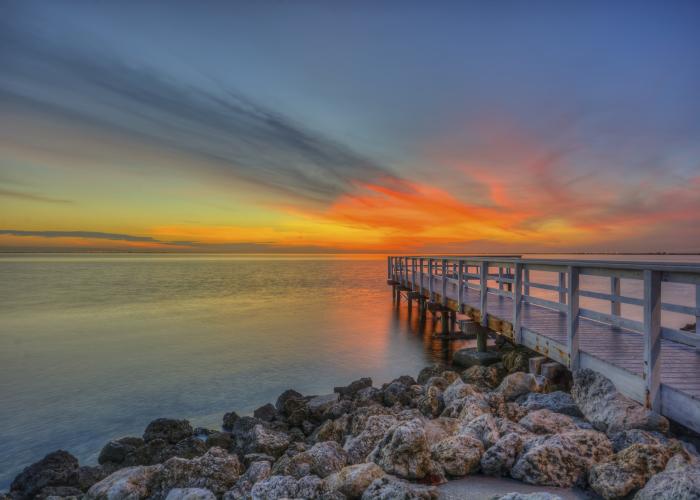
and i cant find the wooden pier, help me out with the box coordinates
[387,255,700,432]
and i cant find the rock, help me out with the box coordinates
[430,434,484,477]
[609,428,670,453]
[10,450,80,499]
[424,376,449,391]
[144,419,194,445]
[322,399,355,420]
[205,432,232,451]
[588,444,673,499]
[393,375,418,386]
[275,389,309,426]
[79,465,109,491]
[571,369,669,435]
[496,372,548,401]
[335,378,373,398]
[252,404,277,422]
[518,409,577,434]
[417,365,444,384]
[272,441,347,479]
[502,348,533,373]
[354,387,382,406]
[461,365,502,390]
[442,379,481,408]
[459,413,501,448]
[99,437,147,466]
[86,465,161,500]
[369,418,439,480]
[165,488,216,500]
[382,381,412,407]
[517,391,582,417]
[144,437,207,464]
[540,362,566,382]
[453,348,501,369]
[313,415,349,444]
[495,494,564,500]
[634,453,700,499]
[345,415,398,464]
[441,370,461,384]
[417,386,444,418]
[324,463,386,499]
[223,460,270,499]
[240,424,290,458]
[481,433,525,476]
[242,454,274,467]
[456,394,491,422]
[361,476,438,499]
[308,393,340,420]
[222,412,239,431]
[151,447,243,498]
[349,405,395,435]
[34,485,84,499]
[249,474,323,500]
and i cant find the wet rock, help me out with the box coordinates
[249,474,324,500]
[205,432,232,451]
[634,453,700,499]
[609,428,669,453]
[496,372,548,401]
[417,385,444,418]
[417,365,445,384]
[382,381,412,407]
[324,462,386,499]
[518,409,577,434]
[86,465,161,500]
[481,433,525,476]
[10,450,80,499]
[588,443,673,499]
[345,415,398,464]
[222,412,239,431]
[334,378,372,399]
[430,434,484,476]
[272,441,347,479]
[453,348,502,369]
[99,437,147,466]
[223,460,270,499]
[252,404,277,422]
[461,365,502,390]
[151,447,243,498]
[165,488,216,500]
[361,476,438,499]
[517,391,582,418]
[369,418,439,480]
[571,369,669,435]
[308,393,340,420]
[275,389,309,426]
[144,419,194,445]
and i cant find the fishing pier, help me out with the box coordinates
[387,255,700,433]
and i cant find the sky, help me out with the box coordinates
[1,0,699,253]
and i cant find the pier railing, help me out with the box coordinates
[388,255,700,411]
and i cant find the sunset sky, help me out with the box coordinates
[1,1,699,253]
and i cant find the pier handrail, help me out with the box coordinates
[387,255,700,412]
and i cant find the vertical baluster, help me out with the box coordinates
[524,268,530,296]
[441,259,448,306]
[428,259,434,301]
[480,261,488,327]
[457,260,464,313]
[514,262,523,344]
[567,266,580,370]
[643,270,662,411]
[611,276,621,317]
[558,271,566,304]
[696,284,700,352]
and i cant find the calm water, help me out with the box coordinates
[1,253,698,488]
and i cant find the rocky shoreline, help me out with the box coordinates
[3,346,700,500]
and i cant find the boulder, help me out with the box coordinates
[480,433,525,476]
[442,379,481,408]
[271,441,347,479]
[151,447,243,498]
[324,463,386,499]
[417,365,444,384]
[361,476,438,499]
[571,369,669,435]
[369,418,440,480]
[459,413,501,448]
[252,404,277,422]
[33,485,84,499]
[609,428,670,453]
[312,415,349,444]
[354,386,382,406]
[307,393,340,420]
[452,348,501,369]
[634,454,700,499]
[440,370,461,384]
[165,488,216,500]
[275,389,309,426]
[496,373,548,401]
[99,437,147,467]
[249,474,324,500]
[143,419,194,444]
[144,437,207,464]
[502,347,533,373]
[424,376,449,391]
[240,424,290,458]
[518,409,577,434]
[335,378,373,398]
[417,386,444,418]
[430,434,484,476]
[222,460,270,499]
[344,415,398,464]
[588,444,673,499]
[204,432,232,451]
[461,365,502,390]
[382,381,412,407]
[86,465,161,500]
[79,465,109,491]
[222,412,239,431]
[456,394,491,422]
[10,450,80,499]
[517,391,582,417]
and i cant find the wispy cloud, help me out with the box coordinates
[0,230,190,246]
[0,189,72,204]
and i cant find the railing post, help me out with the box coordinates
[513,262,523,344]
[411,258,416,290]
[610,276,621,316]
[457,259,464,313]
[524,268,530,296]
[419,258,424,295]
[567,266,580,371]
[441,259,448,306]
[387,256,392,280]
[498,266,503,291]
[558,271,566,304]
[428,259,434,301]
[480,261,488,327]
[643,270,662,411]
[696,284,700,352]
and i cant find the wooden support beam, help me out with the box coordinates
[480,261,488,327]
[567,266,580,371]
[643,269,662,411]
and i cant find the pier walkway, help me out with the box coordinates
[387,255,700,432]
